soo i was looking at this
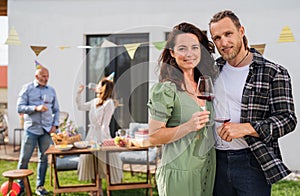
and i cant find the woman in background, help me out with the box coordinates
[76,78,123,195]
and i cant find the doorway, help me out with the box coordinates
[86,33,149,136]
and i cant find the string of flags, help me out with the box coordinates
[3,25,298,58]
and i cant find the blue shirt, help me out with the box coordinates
[17,80,60,135]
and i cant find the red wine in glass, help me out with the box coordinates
[214,118,231,123]
[197,95,215,101]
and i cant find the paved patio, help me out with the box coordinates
[0,143,38,162]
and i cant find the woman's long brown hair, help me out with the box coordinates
[158,22,215,91]
[96,79,114,107]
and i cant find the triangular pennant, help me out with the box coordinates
[101,40,117,48]
[35,60,43,69]
[4,26,22,45]
[30,45,47,56]
[153,41,166,50]
[124,43,141,59]
[58,46,71,50]
[250,43,266,55]
[278,26,295,43]
[77,46,92,49]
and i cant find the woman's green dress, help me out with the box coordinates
[148,82,216,196]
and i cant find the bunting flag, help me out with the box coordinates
[124,43,141,59]
[153,41,166,50]
[58,46,71,50]
[34,60,43,69]
[30,45,47,56]
[4,26,22,45]
[101,40,117,48]
[77,45,92,49]
[250,43,266,55]
[278,26,295,43]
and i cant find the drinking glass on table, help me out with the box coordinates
[196,75,215,126]
[213,99,230,148]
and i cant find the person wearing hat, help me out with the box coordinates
[16,61,60,195]
[76,73,123,196]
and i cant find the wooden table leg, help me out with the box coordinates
[94,151,100,196]
[106,151,111,196]
[52,154,59,196]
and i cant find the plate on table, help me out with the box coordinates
[74,141,90,149]
[55,144,73,151]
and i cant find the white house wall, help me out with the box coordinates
[7,0,300,170]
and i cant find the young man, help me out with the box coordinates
[209,10,297,195]
[17,64,60,195]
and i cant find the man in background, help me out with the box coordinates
[17,62,60,195]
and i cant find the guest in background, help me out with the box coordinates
[17,62,60,196]
[76,76,123,195]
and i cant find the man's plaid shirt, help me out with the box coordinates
[216,48,297,184]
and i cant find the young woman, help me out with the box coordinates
[76,78,123,195]
[148,22,216,196]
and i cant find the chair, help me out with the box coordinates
[50,154,80,186]
[119,147,161,176]
[0,114,8,154]
[2,169,34,196]
[118,122,161,186]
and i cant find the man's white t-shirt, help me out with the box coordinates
[214,62,250,150]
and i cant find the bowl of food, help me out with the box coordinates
[74,141,89,149]
[55,144,73,151]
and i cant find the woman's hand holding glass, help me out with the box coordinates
[189,111,211,132]
[77,85,85,94]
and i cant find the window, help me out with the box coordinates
[86,33,149,136]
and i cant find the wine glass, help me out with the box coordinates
[213,99,230,148]
[86,82,97,91]
[214,100,231,124]
[42,94,51,104]
[196,75,215,126]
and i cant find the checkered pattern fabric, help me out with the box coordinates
[216,48,297,184]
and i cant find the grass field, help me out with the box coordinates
[0,160,300,195]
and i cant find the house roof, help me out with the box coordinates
[0,0,7,16]
[0,66,7,88]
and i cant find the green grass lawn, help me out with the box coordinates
[1,160,300,195]
[0,160,157,196]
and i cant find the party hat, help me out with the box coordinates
[106,72,115,81]
[35,60,43,69]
